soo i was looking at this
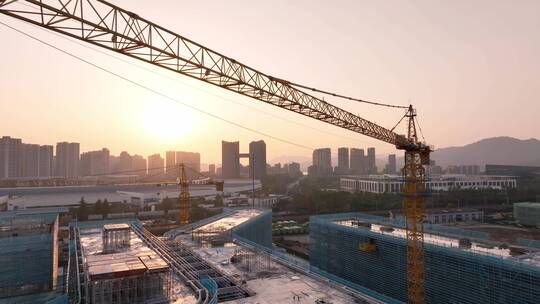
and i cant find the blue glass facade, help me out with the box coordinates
[232,209,272,249]
[310,213,540,304]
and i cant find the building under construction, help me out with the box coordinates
[0,212,59,299]
[309,213,540,304]
[72,220,171,304]
[70,212,262,304]
[190,208,272,248]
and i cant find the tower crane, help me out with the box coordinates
[175,163,224,225]
[0,1,432,302]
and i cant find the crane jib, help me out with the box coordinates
[0,0,411,147]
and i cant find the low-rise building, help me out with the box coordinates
[341,174,517,194]
[390,208,484,224]
[514,202,540,227]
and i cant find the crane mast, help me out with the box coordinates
[177,164,190,226]
[0,1,431,303]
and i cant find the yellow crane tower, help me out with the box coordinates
[177,164,190,226]
[0,1,432,302]
[176,163,225,226]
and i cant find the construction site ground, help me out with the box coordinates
[273,234,310,258]
[176,235,363,304]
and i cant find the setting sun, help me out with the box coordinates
[140,101,197,143]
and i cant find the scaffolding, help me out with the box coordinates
[71,221,172,304]
[191,224,230,245]
[88,271,171,304]
[102,224,131,253]
[231,246,274,272]
[0,212,59,299]
[130,223,253,302]
[309,213,540,304]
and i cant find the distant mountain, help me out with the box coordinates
[269,155,310,164]
[431,137,540,168]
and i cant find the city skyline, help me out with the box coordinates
[1,134,398,180]
[2,1,539,163]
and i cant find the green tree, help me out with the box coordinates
[94,199,103,215]
[102,199,110,218]
[78,197,89,220]
[160,197,175,218]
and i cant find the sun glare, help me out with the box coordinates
[141,102,197,143]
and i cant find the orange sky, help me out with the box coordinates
[1,0,539,164]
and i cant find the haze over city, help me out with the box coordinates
[1,1,539,304]
[2,0,539,165]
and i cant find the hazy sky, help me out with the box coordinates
[1,0,539,165]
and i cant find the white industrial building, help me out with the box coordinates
[390,208,484,224]
[341,174,517,194]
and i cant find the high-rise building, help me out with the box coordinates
[366,147,376,174]
[311,148,332,176]
[387,154,397,174]
[165,151,176,173]
[38,145,53,177]
[80,153,91,177]
[80,148,110,176]
[0,136,23,179]
[132,155,147,176]
[176,151,201,174]
[446,165,481,175]
[288,162,302,177]
[118,151,133,173]
[93,148,110,175]
[22,144,40,177]
[462,165,480,175]
[55,142,80,178]
[208,164,216,175]
[108,155,119,174]
[249,140,266,179]
[147,154,164,175]
[222,141,240,178]
[267,163,283,175]
[336,147,350,174]
[283,163,290,174]
[350,148,365,175]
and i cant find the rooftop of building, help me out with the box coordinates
[79,224,168,281]
[192,209,263,234]
[0,211,58,224]
[0,211,58,236]
[321,213,540,267]
[102,223,130,231]
[390,208,482,215]
[514,202,540,208]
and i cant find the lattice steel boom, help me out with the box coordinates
[0,1,432,303]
